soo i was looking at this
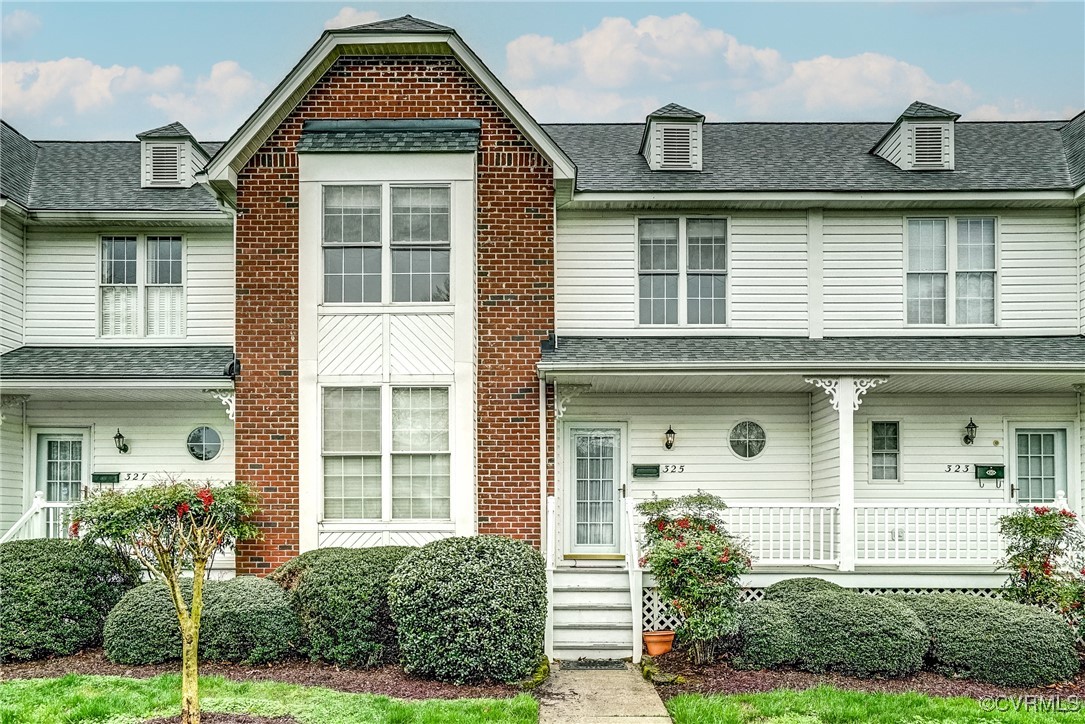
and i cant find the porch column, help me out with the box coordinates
[806,376,887,572]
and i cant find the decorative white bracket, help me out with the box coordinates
[555,384,591,419]
[0,394,30,424]
[805,377,887,411]
[204,389,236,421]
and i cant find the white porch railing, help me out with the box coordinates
[0,492,77,544]
[721,503,840,566]
[543,495,556,661]
[855,502,1019,566]
[625,497,643,663]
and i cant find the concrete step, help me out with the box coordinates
[552,642,633,660]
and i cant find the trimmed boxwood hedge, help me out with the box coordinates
[762,577,843,606]
[104,576,297,665]
[785,590,928,677]
[269,546,414,667]
[890,593,1078,686]
[731,599,800,670]
[387,536,547,684]
[0,538,140,661]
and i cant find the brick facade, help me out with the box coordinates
[233,55,555,573]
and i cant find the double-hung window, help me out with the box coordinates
[871,421,900,482]
[322,386,450,521]
[100,235,184,337]
[322,184,451,305]
[906,217,996,325]
[637,217,727,325]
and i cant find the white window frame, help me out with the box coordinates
[869,420,902,485]
[903,215,999,327]
[320,383,452,522]
[320,182,453,307]
[97,234,186,339]
[635,215,729,328]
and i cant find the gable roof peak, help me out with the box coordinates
[137,121,195,139]
[648,103,705,121]
[900,101,960,121]
[335,14,453,34]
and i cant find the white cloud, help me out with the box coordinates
[324,7,380,30]
[515,85,660,123]
[965,101,1077,121]
[2,9,41,43]
[739,53,974,120]
[1,58,181,114]
[146,61,266,137]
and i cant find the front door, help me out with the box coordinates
[568,426,623,555]
[1012,428,1067,505]
[35,433,86,537]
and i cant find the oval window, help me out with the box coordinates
[187,426,222,461]
[729,421,766,459]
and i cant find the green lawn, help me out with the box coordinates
[0,674,537,724]
[667,686,1085,723]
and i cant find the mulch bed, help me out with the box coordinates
[145,716,299,724]
[651,649,1085,700]
[0,649,521,701]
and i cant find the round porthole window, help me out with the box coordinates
[187,426,222,461]
[729,421,766,459]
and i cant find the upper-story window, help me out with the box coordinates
[100,235,184,337]
[323,184,451,305]
[906,217,996,325]
[637,217,727,326]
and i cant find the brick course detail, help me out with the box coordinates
[234,55,555,573]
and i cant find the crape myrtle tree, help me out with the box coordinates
[72,481,259,724]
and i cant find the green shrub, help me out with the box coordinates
[388,536,547,683]
[104,577,297,665]
[269,546,413,667]
[731,600,800,670]
[891,593,1078,686]
[762,577,843,606]
[787,590,927,677]
[0,538,139,661]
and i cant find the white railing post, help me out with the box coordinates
[625,497,642,663]
[32,492,48,539]
[544,495,556,662]
[0,492,46,544]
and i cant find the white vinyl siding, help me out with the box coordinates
[1078,206,1085,334]
[556,211,807,335]
[823,209,1078,336]
[0,403,24,533]
[810,392,840,502]
[22,226,232,344]
[1,212,25,353]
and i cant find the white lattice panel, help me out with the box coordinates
[319,315,382,376]
[389,315,454,375]
[318,530,384,548]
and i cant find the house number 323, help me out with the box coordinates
[662,464,685,473]
[945,464,971,473]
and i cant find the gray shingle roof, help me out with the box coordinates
[540,336,1085,369]
[0,122,39,207]
[137,121,195,139]
[297,119,480,153]
[1061,111,1085,187]
[337,15,452,33]
[648,103,704,120]
[543,121,1074,192]
[0,346,235,379]
[901,101,960,120]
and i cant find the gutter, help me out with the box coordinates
[537,361,1085,378]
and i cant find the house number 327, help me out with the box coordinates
[662,464,685,473]
[945,464,971,473]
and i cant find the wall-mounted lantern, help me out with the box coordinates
[114,428,130,454]
[664,425,676,450]
[963,418,978,446]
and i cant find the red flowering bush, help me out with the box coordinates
[999,505,1085,636]
[636,492,751,664]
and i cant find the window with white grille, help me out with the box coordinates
[871,421,900,482]
[911,125,945,168]
[148,144,183,186]
[906,216,997,326]
[99,235,185,337]
[638,217,727,326]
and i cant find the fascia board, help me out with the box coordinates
[562,189,1076,208]
[538,361,1084,376]
[25,210,231,226]
[0,378,230,388]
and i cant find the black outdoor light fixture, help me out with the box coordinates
[664,425,676,450]
[114,428,130,454]
[963,418,978,446]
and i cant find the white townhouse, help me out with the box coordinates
[1,16,1083,661]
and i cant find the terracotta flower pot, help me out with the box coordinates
[643,630,675,656]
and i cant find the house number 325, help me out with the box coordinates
[662,464,685,473]
[945,464,971,473]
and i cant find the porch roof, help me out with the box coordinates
[0,346,235,380]
[539,335,1085,374]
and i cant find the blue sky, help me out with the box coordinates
[2,1,1082,141]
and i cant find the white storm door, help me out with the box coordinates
[569,427,622,554]
[35,433,87,538]
[1012,429,1067,505]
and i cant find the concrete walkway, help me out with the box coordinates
[538,661,672,723]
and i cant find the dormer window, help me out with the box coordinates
[148,143,184,186]
[137,121,207,188]
[640,104,704,171]
[872,101,958,171]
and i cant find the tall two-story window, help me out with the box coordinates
[322,185,451,304]
[100,235,184,337]
[637,217,727,325]
[322,386,450,521]
[906,217,996,325]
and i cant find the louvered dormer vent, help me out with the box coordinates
[872,101,957,171]
[911,125,946,168]
[640,104,705,172]
[661,126,694,168]
[149,144,183,186]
